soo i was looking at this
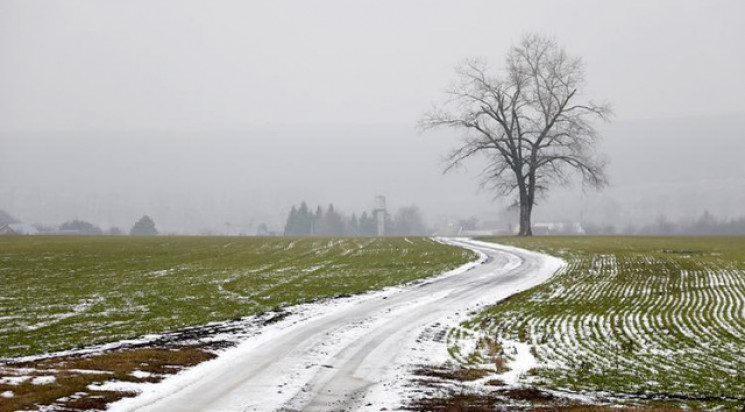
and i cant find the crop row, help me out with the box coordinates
[0,236,474,358]
[450,237,745,409]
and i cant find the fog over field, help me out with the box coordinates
[1,1,743,234]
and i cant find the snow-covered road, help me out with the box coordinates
[108,238,563,412]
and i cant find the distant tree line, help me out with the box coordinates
[59,219,104,235]
[25,215,159,236]
[284,202,428,236]
[585,211,745,235]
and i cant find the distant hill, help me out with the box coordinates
[0,209,20,226]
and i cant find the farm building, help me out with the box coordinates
[530,222,585,235]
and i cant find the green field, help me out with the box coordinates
[452,236,745,409]
[0,236,474,358]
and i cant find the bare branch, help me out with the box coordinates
[418,33,611,235]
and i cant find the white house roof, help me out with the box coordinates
[6,223,39,235]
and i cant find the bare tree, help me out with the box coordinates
[420,34,611,236]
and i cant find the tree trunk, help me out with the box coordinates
[518,189,533,236]
[518,203,533,236]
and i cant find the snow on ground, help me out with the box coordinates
[108,239,495,412]
[0,237,566,412]
[30,376,56,385]
[130,370,153,379]
[100,238,565,412]
[0,376,29,385]
[0,237,568,411]
[496,340,537,385]
[88,380,145,393]
[448,239,745,405]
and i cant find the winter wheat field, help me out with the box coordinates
[2,236,745,411]
[442,236,745,411]
[0,236,474,411]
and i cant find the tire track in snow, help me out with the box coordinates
[107,238,562,412]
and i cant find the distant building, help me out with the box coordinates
[0,223,40,235]
[520,222,585,235]
[0,225,16,235]
[461,229,511,237]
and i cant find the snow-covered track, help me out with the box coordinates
[107,238,562,412]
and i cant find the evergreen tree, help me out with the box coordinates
[313,205,324,235]
[325,204,345,235]
[348,213,359,236]
[284,205,298,235]
[298,202,312,235]
[359,212,377,236]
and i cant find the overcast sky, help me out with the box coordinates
[1,1,744,232]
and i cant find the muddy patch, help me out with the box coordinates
[404,365,698,412]
[0,342,222,412]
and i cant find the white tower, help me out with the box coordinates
[374,196,386,236]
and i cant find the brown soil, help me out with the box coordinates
[0,342,223,412]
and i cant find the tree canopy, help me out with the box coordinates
[130,215,158,236]
[421,34,610,236]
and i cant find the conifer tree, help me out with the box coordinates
[348,213,359,236]
[298,202,312,235]
[311,205,322,235]
[325,204,345,235]
[284,205,298,235]
[359,212,377,236]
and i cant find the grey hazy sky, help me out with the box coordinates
[2,0,744,131]
[1,1,744,232]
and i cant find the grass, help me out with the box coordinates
[450,236,745,411]
[0,236,474,358]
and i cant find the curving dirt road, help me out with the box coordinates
[108,238,563,412]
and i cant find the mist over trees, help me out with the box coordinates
[107,227,124,236]
[283,202,428,236]
[622,212,745,236]
[392,205,428,236]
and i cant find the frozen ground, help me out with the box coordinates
[106,238,563,412]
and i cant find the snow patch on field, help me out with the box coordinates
[22,299,99,332]
[31,375,56,385]
[147,269,174,277]
[499,340,537,385]
[0,376,29,385]
[89,380,144,393]
[130,370,152,379]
